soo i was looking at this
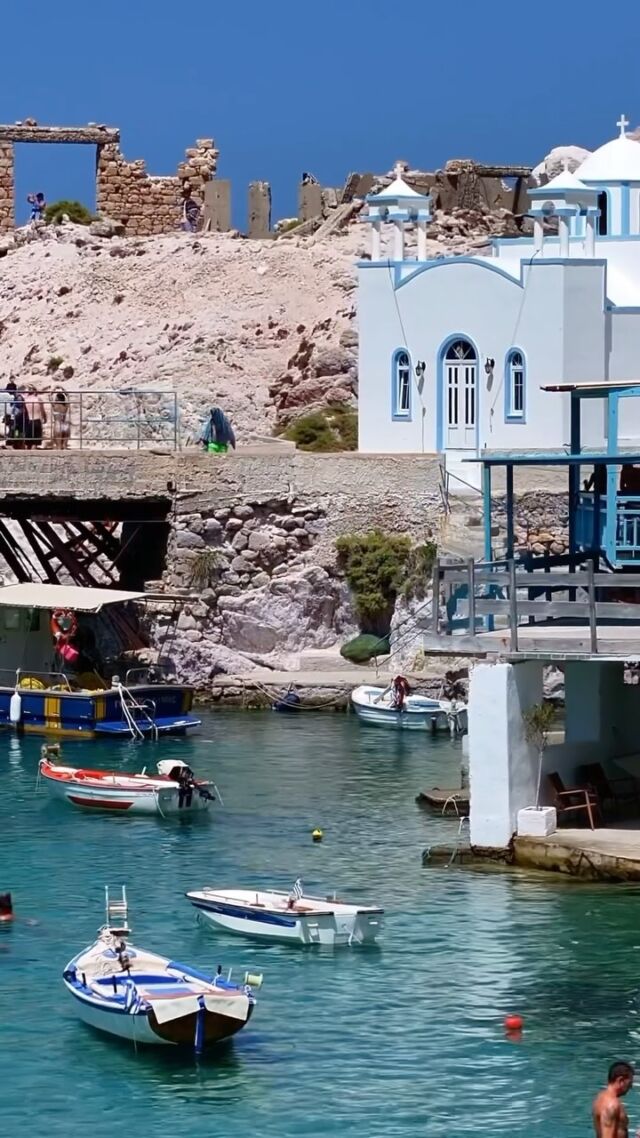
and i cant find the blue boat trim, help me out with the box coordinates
[94,715,201,735]
[190,898,299,927]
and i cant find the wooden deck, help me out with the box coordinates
[416,787,469,814]
[427,560,640,660]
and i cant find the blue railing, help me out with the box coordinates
[576,492,640,565]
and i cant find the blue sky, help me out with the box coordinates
[2,0,639,226]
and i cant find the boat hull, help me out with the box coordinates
[63,934,255,1051]
[0,683,199,738]
[67,987,252,1047]
[351,686,467,733]
[188,894,383,946]
[45,782,210,815]
[40,764,212,816]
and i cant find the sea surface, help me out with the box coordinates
[1,710,640,1137]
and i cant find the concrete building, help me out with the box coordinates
[422,381,640,873]
[357,118,640,481]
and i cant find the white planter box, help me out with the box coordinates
[517,806,557,838]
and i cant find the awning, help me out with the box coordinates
[0,583,144,613]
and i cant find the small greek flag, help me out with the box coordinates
[124,978,138,1014]
[290,878,304,901]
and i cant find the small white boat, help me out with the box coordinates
[351,681,467,733]
[39,749,215,816]
[63,888,259,1052]
[186,880,384,946]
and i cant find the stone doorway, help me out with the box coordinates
[0,120,218,237]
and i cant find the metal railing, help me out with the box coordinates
[0,389,179,451]
[431,555,640,655]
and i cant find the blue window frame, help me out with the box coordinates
[392,349,412,419]
[505,349,526,422]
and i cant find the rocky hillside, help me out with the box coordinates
[0,195,526,443]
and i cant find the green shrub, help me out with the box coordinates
[402,541,438,600]
[340,633,390,663]
[336,530,413,636]
[282,403,357,453]
[45,200,94,226]
[189,549,226,589]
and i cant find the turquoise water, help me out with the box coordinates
[2,712,640,1137]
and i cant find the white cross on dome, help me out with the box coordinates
[617,113,630,137]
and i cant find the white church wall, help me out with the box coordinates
[358,260,570,454]
[357,265,435,453]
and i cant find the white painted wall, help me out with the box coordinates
[468,661,543,848]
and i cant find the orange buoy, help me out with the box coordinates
[504,1014,524,1032]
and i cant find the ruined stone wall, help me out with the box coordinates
[0,142,13,236]
[97,138,219,237]
[0,120,218,237]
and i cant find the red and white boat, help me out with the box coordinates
[38,753,215,816]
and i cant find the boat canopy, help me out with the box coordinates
[0,583,144,613]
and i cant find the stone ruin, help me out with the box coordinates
[0,117,534,241]
[0,119,219,237]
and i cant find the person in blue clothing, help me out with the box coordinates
[27,192,46,222]
[199,407,236,454]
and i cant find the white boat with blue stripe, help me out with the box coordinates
[186,880,384,946]
[63,888,258,1052]
[351,680,467,733]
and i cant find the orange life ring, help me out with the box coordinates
[51,608,78,641]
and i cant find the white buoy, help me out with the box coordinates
[9,691,22,725]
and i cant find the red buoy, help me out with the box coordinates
[504,1014,524,1032]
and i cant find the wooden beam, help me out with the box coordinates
[18,520,60,583]
[0,521,36,582]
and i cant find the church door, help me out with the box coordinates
[444,339,477,449]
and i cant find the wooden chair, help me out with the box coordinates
[578,762,640,820]
[547,772,601,830]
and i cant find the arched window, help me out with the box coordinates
[597,192,608,236]
[505,349,526,421]
[392,349,411,419]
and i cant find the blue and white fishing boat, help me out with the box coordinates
[186,879,384,946]
[0,583,200,738]
[351,679,467,733]
[63,888,259,1052]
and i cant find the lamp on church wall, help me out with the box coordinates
[415,360,426,393]
[484,357,495,376]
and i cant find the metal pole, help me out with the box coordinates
[505,464,514,560]
[508,557,519,653]
[482,463,492,561]
[467,557,476,635]
[587,557,598,654]
[431,558,440,637]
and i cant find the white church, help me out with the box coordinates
[357,116,640,466]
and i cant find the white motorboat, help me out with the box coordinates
[351,680,467,733]
[63,888,259,1052]
[186,880,384,946]
[39,750,215,816]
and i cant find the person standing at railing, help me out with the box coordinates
[50,387,70,450]
[23,385,47,449]
[4,382,28,448]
